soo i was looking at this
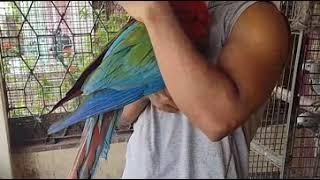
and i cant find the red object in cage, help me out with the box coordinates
[63,46,72,53]
[2,42,15,49]
[69,64,78,73]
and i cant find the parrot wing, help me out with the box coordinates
[48,19,137,114]
[48,79,164,134]
[82,21,161,95]
[48,20,165,134]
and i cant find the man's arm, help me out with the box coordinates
[119,2,289,141]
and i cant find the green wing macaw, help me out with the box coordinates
[48,1,210,179]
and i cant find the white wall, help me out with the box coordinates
[272,1,281,9]
[0,74,13,179]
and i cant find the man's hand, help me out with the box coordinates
[148,88,179,113]
[119,89,179,130]
[116,1,171,23]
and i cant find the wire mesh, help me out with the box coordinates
[248,1,308,179]
[1,1,319,177]
[280,1,309,30]
[283,1,320,179]
[248,30,304,179]
[0,1,129,147]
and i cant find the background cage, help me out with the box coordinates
[249,1,320,179]
[0,1,319,179]
[0,1,130,151]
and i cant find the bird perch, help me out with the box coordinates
[273,86,320,115]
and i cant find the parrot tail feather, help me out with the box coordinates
[68,109,123,179]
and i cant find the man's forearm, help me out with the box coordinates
[143,8,242,140]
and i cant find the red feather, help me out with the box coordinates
[170,1,210,53]
[68,112,114,179]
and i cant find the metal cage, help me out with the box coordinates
[283,1,320,178]
[249,1,320,179]
[1,1,320,178]
[0,1,129,150]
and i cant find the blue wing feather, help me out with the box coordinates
[82,22,158,95]
[48,78,164,135]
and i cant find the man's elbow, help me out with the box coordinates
[206,131,228,142]
[205,121,237,142]
[197,110,245,142]
[189,86,247,142]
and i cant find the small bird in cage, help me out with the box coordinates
[301,59,320,112]
[303,59,320,96]
[297,111,320,131]
[297,60,320,158]
[298,60,320,129]
[297,111,320,158]
[47,2,210,179]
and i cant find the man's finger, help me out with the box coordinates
[165,100,179,110]
[157,104,179,113]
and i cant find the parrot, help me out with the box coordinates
[301,59,320,111]
[297,60,320,158]
[296,111,320,157]
[297,111,320,131]
[47,1,210,179]
[302,59,320,96]
[298,59,320,132]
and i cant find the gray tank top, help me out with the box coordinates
[122,1,257,179]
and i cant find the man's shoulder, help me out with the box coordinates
[234,2,289,35]
[228,1,289,56]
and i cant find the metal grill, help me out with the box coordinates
[249,30,304,179]
[248,1,308,179]
[283,1,320,178]
[2,1,320,178]
[0,1,129,148]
